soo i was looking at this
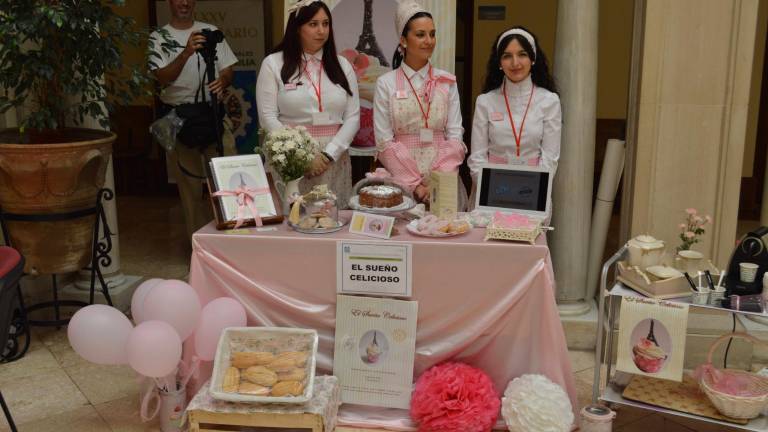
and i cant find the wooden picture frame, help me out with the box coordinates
[207,155,284,230]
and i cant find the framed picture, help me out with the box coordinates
[207,154,284,229]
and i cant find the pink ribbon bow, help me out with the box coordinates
[213,186,271,228]
[423,71,456,104]
[493,211,532,229]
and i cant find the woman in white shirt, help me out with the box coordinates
[468,27,561,199]
[373,1,466,205]
[256,0,359,206]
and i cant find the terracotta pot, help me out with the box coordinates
[0,128,115,275]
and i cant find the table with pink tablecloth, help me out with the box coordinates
[186,214,576,430]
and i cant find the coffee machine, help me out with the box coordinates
[725,226,768,296]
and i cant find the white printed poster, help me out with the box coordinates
[617,297,689,382]
[333,294,418,408]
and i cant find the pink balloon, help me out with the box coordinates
[194,297,247,361]
[126,320,182,377]
[142,280,201,341]
[130,278,163,324]
[68,304,133,365]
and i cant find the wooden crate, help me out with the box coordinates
[189,410,325,431]
[187,376,339,432]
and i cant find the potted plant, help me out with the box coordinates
[0,1,167,274]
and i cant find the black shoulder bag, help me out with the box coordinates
[175,59,225,151]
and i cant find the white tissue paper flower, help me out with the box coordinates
[501,374,573,432]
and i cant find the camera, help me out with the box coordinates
[197,28,224,62]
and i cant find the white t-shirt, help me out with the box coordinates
[149,22,238,106]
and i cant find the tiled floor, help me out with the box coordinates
[0,195,749,431]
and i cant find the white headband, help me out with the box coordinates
[287,0,322,16]
[497,29,536,57]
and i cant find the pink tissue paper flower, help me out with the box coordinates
[685,208,697,215]
[410,362,500,432]
[685,231,695,239]
[678,223,686,229]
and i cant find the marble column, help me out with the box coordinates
[551,0,599,315]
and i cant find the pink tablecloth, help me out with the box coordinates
[186,215,576,430]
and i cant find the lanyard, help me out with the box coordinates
[502,79,535,158]
[303,58,323,112]
[403,65,433,129]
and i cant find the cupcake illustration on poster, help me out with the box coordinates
[630,319,670,373]
[617,297,688,382]
[359,330,389,365]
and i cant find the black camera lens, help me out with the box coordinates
[197,29,225,61]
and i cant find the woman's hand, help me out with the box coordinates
[414,184,430,203]
[307,154,330,178]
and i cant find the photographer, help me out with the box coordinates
[149,0,237,246]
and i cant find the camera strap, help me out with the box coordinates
[174,55,216,180]
[194,55,207,104]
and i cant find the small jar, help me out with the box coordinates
[289,184,340,231]
[580,404,615,432]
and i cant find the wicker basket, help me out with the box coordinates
[700,332,768,419]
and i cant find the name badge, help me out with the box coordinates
[490,112,504,121]
[510,157,526,166]
[285,83,298,91]
[420,128,433,143]
[312,112,333,126]
[396,90,408,99]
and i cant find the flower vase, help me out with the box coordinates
[278,176,303,215]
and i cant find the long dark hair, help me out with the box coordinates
[481,27,557,94]
[391,11,433,69]
[271,1,352,96]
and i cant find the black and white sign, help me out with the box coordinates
[336,241,412,297]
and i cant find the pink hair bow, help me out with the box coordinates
[423,71,456,104]
[492,211,532,229]
[213,186,271,228]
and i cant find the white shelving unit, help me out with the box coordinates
[593,246,768,431]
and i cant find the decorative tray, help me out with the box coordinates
[289,218,347,234]
[616,261,720,299]
[484,220,544,244]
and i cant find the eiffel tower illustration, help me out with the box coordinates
[355,0,389,67]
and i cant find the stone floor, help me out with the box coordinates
[0,195,749,431]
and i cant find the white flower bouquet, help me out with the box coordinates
[262,126,320,181]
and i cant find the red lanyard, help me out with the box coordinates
[403,66,433,128]
[303,58,323,112]
[502,79,535,158]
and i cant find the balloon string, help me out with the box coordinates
[180,356,200,391]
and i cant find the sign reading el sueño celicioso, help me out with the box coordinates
[337,241,412,297]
